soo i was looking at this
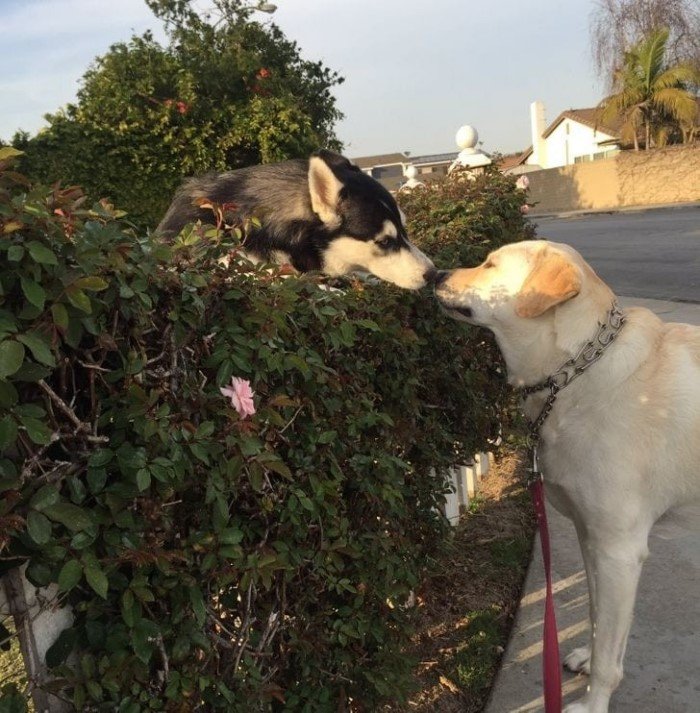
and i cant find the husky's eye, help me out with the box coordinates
[376,236,394,249]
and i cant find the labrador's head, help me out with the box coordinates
[434,240,617,384]
[434,240,588,329]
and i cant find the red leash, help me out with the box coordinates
[530,477,562,713]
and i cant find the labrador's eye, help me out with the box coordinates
[484,260,495,269]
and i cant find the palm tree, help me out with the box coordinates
[597,27,699,150]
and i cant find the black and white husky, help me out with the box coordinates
[157,150,435,289]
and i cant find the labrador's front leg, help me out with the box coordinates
[564,521,598,675]
[564,532,649,713]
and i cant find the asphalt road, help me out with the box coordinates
[532,206,700,302]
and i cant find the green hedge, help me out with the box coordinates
[0,153,532,712]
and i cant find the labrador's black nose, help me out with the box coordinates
[432,270,450,287]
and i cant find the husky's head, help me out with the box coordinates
[308,151,435,290]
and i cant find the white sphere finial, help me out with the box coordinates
[449,124,492,174]
[456,125,478,151]
[399,163,423,191]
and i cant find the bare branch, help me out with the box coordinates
[38,379,87,432]
[232,581,255,673]
[590,0,700,87]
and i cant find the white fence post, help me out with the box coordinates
[1,566,73,712]
[474,452,490,480]
[436,451,495,527]
[458,463,479,500]
[443,468,461,525]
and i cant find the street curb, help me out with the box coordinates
[529,201,700,220]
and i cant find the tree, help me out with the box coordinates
[590,0,700,88]
[15,0,344,227]
[597,28,699,150]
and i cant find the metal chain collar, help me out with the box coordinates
[521,301,626,485]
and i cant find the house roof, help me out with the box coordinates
[351,152,408,169]
[409,151,458,166]
[547,98,700,138]
[351,150,458,169]
[542,108,621,140]
[497,152,530,172]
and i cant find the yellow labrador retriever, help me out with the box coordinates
[434,239,700,713]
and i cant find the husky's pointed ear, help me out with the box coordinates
[315,149,360,173]
[515,250,582,318]
[308,155,343,227]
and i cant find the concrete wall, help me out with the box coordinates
[527,157,619,213]
[617,144,700,206]
[527,144,700,214]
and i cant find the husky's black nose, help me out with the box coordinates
[423,267,438,285]
[432,270,449,287]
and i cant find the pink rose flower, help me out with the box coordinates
[516,175,530,190]
[220,377,256,418]
[520,204,530,215]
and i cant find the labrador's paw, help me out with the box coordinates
[563,702,590,713]
[564,694,610,713]
[564,645,591,674]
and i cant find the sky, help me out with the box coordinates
[0,0,605,158]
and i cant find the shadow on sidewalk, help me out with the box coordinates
[486,504,700,713]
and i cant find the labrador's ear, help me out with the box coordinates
[515,250,582,318]
[308,156,343,227]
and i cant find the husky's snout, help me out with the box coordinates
[361,243,435,290]
[432,270,449,287]
[423,266,439,285]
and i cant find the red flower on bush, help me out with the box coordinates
[257,68,271,79]
[161,99,188,114]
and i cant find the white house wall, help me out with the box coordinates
[529,119,618,169]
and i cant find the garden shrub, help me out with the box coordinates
[0,151,532,712]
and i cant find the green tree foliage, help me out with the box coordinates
[597,27,700,149]
[0,153,532,711]
[14,0,343,228]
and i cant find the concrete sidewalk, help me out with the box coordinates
[485,296,700,713]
